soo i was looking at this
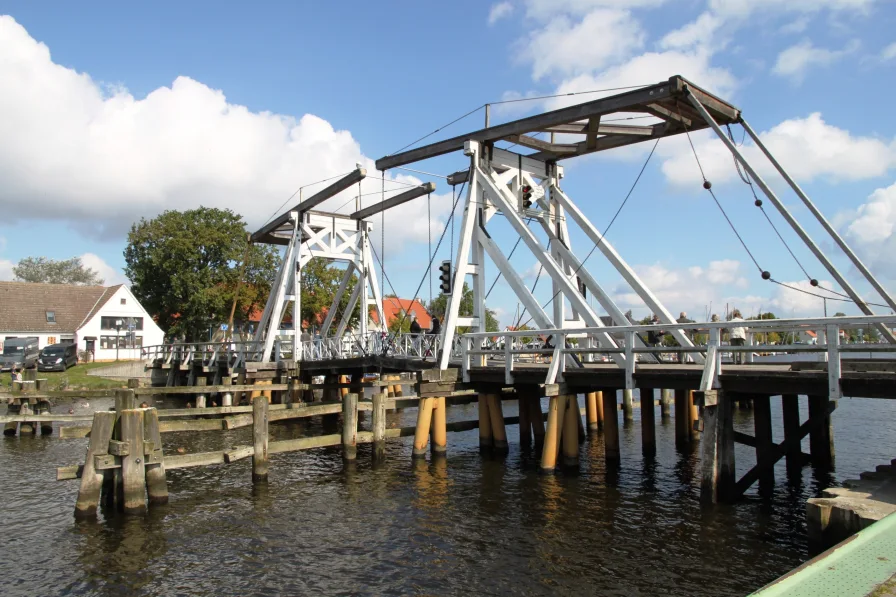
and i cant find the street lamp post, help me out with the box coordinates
[115,319,122,361]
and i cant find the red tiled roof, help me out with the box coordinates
[370,298,432,329]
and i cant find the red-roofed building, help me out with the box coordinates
[370,298,432,331]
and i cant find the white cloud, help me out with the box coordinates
[772,39,859,82]
[843,181,896,278]
[779,16,811,34]
[79,253,124,286]
[659,12,721,50]
[488,1,514,24]
[0,16,443,252]
[882,42,896,61]
[0,259,13,281]
[660,113,896,188]
[708,0,876,19]
[523,0,666,19]
[521,9,645,80]
[767,279,835,316]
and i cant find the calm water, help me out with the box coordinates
[1,394,894,597]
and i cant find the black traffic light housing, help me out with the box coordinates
[521,184,533,209]
[439,260,452,295]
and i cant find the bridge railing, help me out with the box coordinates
[459,315,896,400]
[142,341,268,369]
[298,332,443,361]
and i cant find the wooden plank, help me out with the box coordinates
[136,384,292,395]
[159,419,224,433]
[164,451,225,469]
[223,413,254,429]
[269,434,342,454]
[350,183,435,220]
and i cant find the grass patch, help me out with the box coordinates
[0,361,131,391]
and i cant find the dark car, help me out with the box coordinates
[37,343,78,372]
[1,337,39,371]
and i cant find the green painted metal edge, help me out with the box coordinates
[750,511,896,597]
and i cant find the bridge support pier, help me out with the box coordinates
[585,391,600,431]
[488,395,509,455]
[529,396,545,448]
[622,389,634,423]
[540,395,566,473]
[809,395,835,470]
[413,398,435,459]
[518,395,532,448]
[674,389,689,447]
[753,394,775,494]
[781,394,802,478]
[603,390,620,464]
[701,390,735,503]
[661,389,673,420]
[562,396,580,469]
[372,393,386,461]
[430,397,447,457]
[478,394,493,452]
[641,388,656,457]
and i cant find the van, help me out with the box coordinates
[0,337,40,371]
[38,342,79,372]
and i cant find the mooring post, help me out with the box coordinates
[753,394,775,492]
[808,394,835,470]
[781,394,802,477]
[143,407,168,504]
[413,397,435,459]
[586,392,599,431]
[252,395,269,483]
[37,399,53,435]
[478,393,493,452]
[372,392,386,461]
[222,375,233,407]
[540,394,565,473]
[622,389,634,423]
[342,392,359,461]
[640,388,656,457]
[19,401,35,435]
[561,396,580,469]
[119,409,147,515]
[518,394,532,447]
[430,396,447,457]
[195,375,207,409]
[128,378,140,390]
[115,388,136,413]
[701,390,735,503]
[661,389,673,420]
[603,389,620,463]
[688,390,699,441]
[488,394,509,455]
[74,411,116,518]
[674,388,688,446]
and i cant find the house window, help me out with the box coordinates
[100,335,143,349]
[121,298,126,305]
[46,311,56,323]
[47,337,56,344]
[100,316,143,331]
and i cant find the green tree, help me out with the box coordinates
[13,256,104,285]
[427,283,499,332]
[747,312,780,344]
[296,260,359,333]
[124,207,280,340]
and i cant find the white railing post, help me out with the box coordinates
[461,336,471,383]
[745,331,755,364]
[504,335,514,385]
[818,328,827,361]
[624,330,635,390]
[827,323,841,400]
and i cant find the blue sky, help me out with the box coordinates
[1,0,895,326]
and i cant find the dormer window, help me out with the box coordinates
[46,311,56,323]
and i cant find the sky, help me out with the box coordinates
[1,0,895,328]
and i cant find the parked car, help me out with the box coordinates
[0,337,40,371]
[38,343,79,372]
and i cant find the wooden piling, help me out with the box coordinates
[674,388,688,446]
[808,394,835,470]
[518,395,532,447]
[115,388,136,412]
[252,396,269,483]
[372,392,386,460]
[701,390,735,503]
[529,396,545,446]
[488,394,509,455]
[119,409,147,514]
[603,390,620,463]
[586,392,599,431]
[540,395,564,473]
[478,394,493,452]
[561,396,580,469]
[688,390,699,441]
[753,394,774,491]
[19,402,35,435]
[342,392,358,460]
[195,376,207,409]
[339,375,349,399]
[640,388,656,456]
[74,411,116,518]
[37,400,53,435]
[222,375,233,407]
[143,408,168,504]
[430,396,447,457]
[622,389,634,422]
[413,397,435,459]
[661,389,673,420]
[781,394,802,477]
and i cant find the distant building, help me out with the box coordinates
[0,282,164,361]
[369,298,432,332]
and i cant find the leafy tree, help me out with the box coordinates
[426,283,499,332]
[124,207,280,341]
[296,260,359,334]
[747,312,780,344]
[13,256,104,285]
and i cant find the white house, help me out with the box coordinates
[0,282,164,361]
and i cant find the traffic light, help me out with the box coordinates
[438,260,452,295]
[521,184,533,209]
